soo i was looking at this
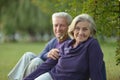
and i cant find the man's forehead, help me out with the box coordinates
[53,16,66,20]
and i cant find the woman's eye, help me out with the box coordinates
[75,27,80,31]
[83,28,88,31]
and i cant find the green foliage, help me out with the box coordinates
[0,0,119,37]
[34,0,118,38]
[82,0,119,37]
[116,39,120,65]
[0,0,52,37]
[54,0,82,17]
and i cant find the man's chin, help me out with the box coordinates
[56,35,62,38]
[56,33,67,39]
[57,36,64,39]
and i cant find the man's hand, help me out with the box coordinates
[47,49,60,60]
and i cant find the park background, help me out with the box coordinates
[0,0,120,80]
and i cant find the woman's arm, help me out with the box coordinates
[88,39,104,80]
[24,58,58,80]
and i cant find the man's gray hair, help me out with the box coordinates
[52,12,72,25]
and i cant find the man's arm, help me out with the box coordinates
[38,38,57,61]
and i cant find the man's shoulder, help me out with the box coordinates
[47,37,57,44]
[49,37,57,42]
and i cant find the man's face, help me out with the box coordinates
[52,17,68,40]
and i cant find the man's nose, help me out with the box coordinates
[56,26,61,31]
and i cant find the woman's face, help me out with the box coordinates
[73,21,91,44]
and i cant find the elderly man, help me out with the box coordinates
[8,12,72,80]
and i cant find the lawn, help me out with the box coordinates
[0,41,120,80]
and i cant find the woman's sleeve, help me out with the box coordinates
[23,58,58,80]
[88,39,104,80]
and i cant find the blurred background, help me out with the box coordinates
[0,0,119,43]
[0,0,120,80]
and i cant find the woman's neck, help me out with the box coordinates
[72,41,81,48]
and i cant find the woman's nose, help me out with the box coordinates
[78,29,83,35]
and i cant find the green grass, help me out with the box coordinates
[101,42,120,80]
[0,42,46,80]
[0,41,120,80]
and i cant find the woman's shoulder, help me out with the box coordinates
[87,37,100,47]
[83,37,99,47]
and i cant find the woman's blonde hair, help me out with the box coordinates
[68,14,96,39]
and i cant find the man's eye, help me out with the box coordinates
[54,25,58,27]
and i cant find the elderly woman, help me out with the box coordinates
[24,14,105,80]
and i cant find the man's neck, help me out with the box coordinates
[58,34,68,43]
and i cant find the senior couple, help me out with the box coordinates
[8,12,106,80]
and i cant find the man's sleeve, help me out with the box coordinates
[38,38,56,61]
